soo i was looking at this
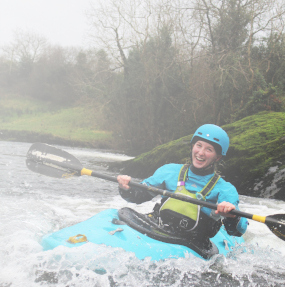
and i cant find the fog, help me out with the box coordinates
[0,0,94,47]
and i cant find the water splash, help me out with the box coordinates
[1,141,285,286]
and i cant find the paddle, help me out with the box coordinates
[26,142,285,242]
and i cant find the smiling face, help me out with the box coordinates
[191,140,222,169]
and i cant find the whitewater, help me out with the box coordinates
[1,141,285,287]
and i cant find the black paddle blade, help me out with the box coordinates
[26,143,83,178]
[265,214,285,241]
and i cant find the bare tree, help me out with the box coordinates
[87,0,168,75]
[84,0,285,149]
[172,0,285,123]
[1,30,47,64]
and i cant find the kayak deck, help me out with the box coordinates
[41,209,244,261]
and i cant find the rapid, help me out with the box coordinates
[1,141,285,287]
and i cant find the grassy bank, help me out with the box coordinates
[0,95,113,147]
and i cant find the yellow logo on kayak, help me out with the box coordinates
[67,234,88,244]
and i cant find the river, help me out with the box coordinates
[1,141,285,287]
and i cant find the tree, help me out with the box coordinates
[85,0,285,150]
[87,0,163,76]
[108,27,191,151]
[70,48,115,128]
[2,30,47,74]
[180,0,285,124]
[0,31,48,94]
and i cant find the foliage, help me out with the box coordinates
[107,27,194,152]
[0,1,285,152]
[235,83,283,119]
[211,0,250,52]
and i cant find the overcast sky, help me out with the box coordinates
[0,0,95,48]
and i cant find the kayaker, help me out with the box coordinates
[117,124,248,245]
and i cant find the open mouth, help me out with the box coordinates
[195,156,205,162]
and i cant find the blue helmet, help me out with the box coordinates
[190,124,230,156]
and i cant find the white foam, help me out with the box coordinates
[1,142,285,286]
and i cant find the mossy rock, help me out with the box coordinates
[222,111,285,199]
[111,111,285,199]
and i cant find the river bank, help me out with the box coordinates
[0,129,114,149]
[0,95,115,150]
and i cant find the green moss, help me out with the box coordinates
[222,112,285,190]
[114,135,193,178]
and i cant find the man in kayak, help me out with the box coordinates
[117,124,248,244]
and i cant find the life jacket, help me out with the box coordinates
[159,164,220,232]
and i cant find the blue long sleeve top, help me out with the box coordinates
[120,163,248,235]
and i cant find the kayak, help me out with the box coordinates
[41,208,244,261]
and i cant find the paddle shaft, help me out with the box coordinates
[26,143,285,233]
[81,168,268,223]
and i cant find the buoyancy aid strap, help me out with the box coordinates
[177,164,220,200]
[196,173,220,200]
[177,164,190,187]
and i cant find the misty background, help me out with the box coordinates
[0,0,285,153]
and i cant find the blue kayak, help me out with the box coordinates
[41,208,244,261]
